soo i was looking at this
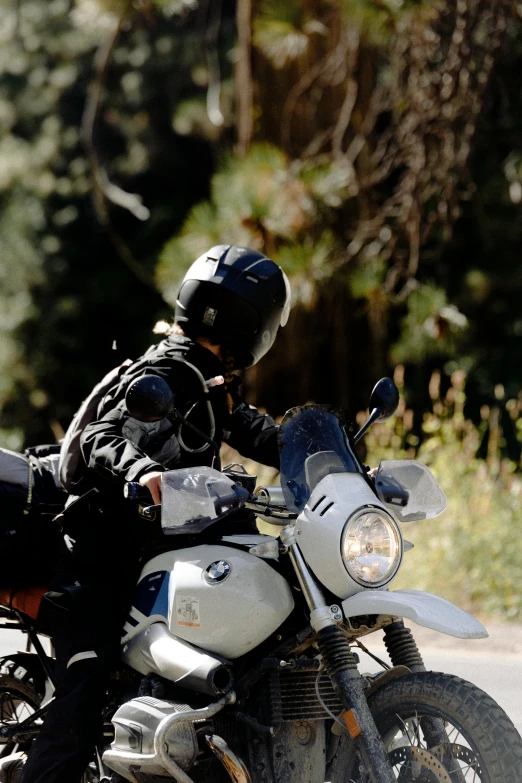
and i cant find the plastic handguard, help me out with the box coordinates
[161,467,249,535]
[375,460,447,521]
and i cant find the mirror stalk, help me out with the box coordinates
[353,407,382,445]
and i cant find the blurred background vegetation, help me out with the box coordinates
[2,0,522,617]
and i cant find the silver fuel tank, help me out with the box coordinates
[122,544,295,662]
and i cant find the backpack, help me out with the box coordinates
[59,359,134,493]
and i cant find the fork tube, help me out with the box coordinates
[279,527,395,783]
[280,527,326,611]
[317,625,395,783]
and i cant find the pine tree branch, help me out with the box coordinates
[81,11,157,291]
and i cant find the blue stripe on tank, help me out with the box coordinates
[151,574,169,618]
[133,570,169,618]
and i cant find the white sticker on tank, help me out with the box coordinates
[176,595,201,628]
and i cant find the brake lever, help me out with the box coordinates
[139,503,162,521]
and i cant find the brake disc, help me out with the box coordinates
[388,746,452,782]
[431,742,483,778]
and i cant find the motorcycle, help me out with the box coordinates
[0,376,520,783]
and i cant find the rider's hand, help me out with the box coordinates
[139,471,164,505]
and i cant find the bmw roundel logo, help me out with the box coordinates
[204,560,231,584]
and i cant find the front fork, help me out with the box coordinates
[280,527,396,783]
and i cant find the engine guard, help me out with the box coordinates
[341,589,488,639]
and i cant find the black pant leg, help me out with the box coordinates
[21,497,143,783]
[20,590,125,783]
[19,653,111,783]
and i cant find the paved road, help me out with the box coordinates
[0,624,520,734]
[426,650,522,733]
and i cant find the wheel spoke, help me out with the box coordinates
[395,713,417,748]
[412,713,423,748]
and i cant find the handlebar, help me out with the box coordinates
[124,482,153,503]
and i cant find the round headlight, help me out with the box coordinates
[341,507,402,587]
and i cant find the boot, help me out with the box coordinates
[0,753,25,783]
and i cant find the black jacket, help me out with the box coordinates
[79,335,280,493]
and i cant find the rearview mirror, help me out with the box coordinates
[125,376,175,422]
[353,377,400,444]
[369,377,400,421]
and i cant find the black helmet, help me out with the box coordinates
[175,245,291,369]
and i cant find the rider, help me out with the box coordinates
[18,245,291,783]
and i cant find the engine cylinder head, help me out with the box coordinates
[103,698,198,783]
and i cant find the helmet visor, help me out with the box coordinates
[280,271,292,327]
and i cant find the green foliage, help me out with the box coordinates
[160,0,519,398]
[363,368,522,621]
[173,85,234,140]
[256,0,303,27]
[349,256,387,299]
[253,0,434,68]
[299,157,359,208]
[0,192,45,400]
[158,143,346,303]
[275,232,335,277]
[340,0,434,45]
[253,0,317,68]
[212,145,293,229]
[0,0,235,444]
[158,128,481,373]
[391,284,468,364]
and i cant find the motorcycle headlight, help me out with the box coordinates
[341,507,402,587]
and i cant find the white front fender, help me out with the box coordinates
[341,589,488,640]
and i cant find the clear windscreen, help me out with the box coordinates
[374,460,447,521]
[279,405,365,512]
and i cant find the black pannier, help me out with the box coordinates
[0,445,67,588]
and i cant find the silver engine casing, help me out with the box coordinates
[122,621,234,696]
[102,697,198,783]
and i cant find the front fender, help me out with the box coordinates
[341,589,487,639]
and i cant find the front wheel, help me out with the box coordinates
[327,671,522,782]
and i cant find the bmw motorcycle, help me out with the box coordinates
[0,377,520,783]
